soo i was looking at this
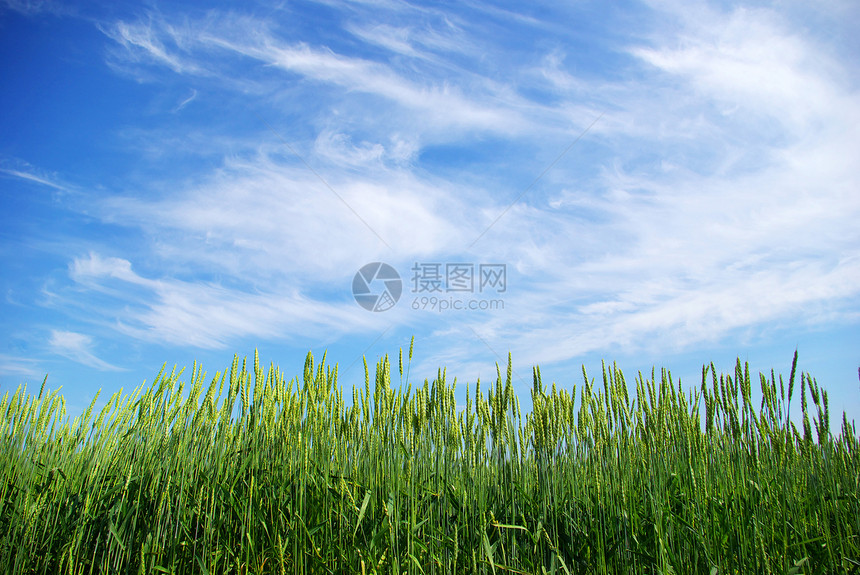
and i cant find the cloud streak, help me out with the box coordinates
[48,330,124,371]
[67,253,382,349]
[0,166,67,191]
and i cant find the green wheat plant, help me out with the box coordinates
[1,345,858,574]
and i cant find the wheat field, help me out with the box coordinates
[1,344,857,574]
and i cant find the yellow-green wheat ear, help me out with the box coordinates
[38,375,48,400]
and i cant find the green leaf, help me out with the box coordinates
[355,490,372,537]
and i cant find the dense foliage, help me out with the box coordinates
[1,346,858,574]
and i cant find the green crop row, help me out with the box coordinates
[1,345,857,574]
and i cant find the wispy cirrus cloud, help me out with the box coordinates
[66,252,383,349]
[344,22,467,61]
[172,89,197,113]
[100,14,207,77]
[48,330,124,371]
[0,0,71,17]
[0,354,41,379]
[96,150,479,277]
[448,2,860,369]
[18,0,855,391]
[204,37,532,136]
[631,4,852,138]
[0,165,67,191]
[96,8,576,141]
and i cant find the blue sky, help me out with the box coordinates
[1,0,858,426]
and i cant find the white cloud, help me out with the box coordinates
[392,1,860,377]
[0,354,41,378]
[48,330,124,371]
[0,0,69,16]
[0,166,67,191]
[630,5,848,137]
[98,10,547,139]
[313,130,386,166]
[70,252,145,285]
[344,18,475,61]
[50,1,859,377]
[172,89,198,112]
[97,151,480,281]
[228,41,527,134]
[66,252,384,349]
[100,15,205,76]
